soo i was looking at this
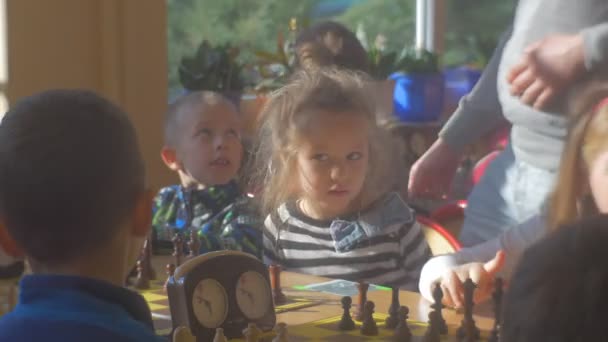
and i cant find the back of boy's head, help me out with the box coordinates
[252,68,390,216]
[164,91,237,148]
[295,21,369,73]
[502,214,608,342]
[0,89,145,266]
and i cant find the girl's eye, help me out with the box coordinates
[347,152,363,161]
[226,129,239,137]
[312,154,329,162]
[196,128,212,137]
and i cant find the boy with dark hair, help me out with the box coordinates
[153,91,262,258]
[0,89,163,341]
[502,214,608,342]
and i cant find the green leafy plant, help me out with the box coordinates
[178,40,245,92]
[253,31,294,92]
[394,48,440,74]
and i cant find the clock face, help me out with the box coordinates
[235,271,272,320]
[191,278,228,328]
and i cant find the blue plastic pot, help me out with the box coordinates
[390,72,445,122]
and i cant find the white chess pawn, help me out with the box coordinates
[272,322,289,342]
[243,323,261,342]
[213,328,228,342]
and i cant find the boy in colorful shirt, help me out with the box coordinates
[152,91,262,258]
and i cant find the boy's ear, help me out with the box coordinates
[0,221,23,258]
[161,146,181,171]
[132,189,154,237]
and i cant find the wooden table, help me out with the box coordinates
[151,255,494,340]
[277,271,494,331]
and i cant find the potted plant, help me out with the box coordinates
[390,48,444,123]
[178,40,245,106]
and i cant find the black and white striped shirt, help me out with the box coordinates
[263,193,431,291]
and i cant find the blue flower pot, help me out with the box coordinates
[390,72,445,123]
[443,66,482,111]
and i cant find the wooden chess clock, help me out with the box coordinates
[167,250,276,341]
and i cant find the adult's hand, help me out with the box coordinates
[408,138,462,199]
[507,34,585,110]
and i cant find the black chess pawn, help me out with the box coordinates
[188,229,201,258]
[488,277,504,342]
[393,306,412,342]
[134,260,150,289]
[432,283,448,335]
[385,287,400,329]
[338,296,355,331]
[360,301,378,336]
[424,311,442,342]
[172,233,184,266]
[457,278,480,341]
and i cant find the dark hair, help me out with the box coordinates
[295,21,369,73]
[502,214,608,342]
[0,89,145,265]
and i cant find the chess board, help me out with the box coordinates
[132,279,327,337]
[230,313,491,342]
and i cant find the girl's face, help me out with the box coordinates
[294,110,370,219]
[589,149,608,213]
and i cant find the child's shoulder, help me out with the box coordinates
[364,192,414,223]
[154,184,181,201]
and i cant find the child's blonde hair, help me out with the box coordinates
[548,81,608,230]
[250,68,391,217]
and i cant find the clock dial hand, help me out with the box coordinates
[203,298,213,315]
[240,288,255,304]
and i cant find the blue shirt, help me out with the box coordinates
[0,274,165,342]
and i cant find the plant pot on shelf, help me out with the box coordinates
[390,72,444,123]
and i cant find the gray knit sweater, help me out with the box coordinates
[440,0,608,170]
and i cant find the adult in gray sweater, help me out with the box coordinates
[409,0,608,246]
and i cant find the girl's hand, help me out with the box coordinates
[438,250,505,308]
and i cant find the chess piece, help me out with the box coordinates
[243,323,261,342]
[143,236,156,280]
[172,233,185,266]
[488,277,504,342]
[272,322,289,342]
[187,229,201,258]
[134,260,150,289]
[432,283,448,335]
[457,278,480,341]
[164,263,176,291]
[173,326,196,342]
[269,264,287,305]
[424,311,442,342]
[213,327,228,342]
[338,296,356,331]
[393,306,412,342]
[360,300,378,336]
[355,282,369,321]
[385,287,400,329]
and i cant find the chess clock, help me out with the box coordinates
[167,250,276,341]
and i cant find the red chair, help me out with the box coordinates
[472,150,500,185]
[417,216,462,255]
